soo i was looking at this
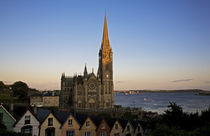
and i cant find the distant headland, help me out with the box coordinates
[114,89,210,95]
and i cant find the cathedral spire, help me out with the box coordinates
[102,12,110,49]
[84,64,87,77]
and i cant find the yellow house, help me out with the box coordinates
[80,116,97,136]
[60,114,81,136]
[39,112,61,136]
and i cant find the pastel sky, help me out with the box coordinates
[0,0,210,91]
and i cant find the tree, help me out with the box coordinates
[11,81,29,101]
[0,81,5,88]
[163,102,184,128]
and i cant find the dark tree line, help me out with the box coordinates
[146,102,210,136]
[0,81,40,102]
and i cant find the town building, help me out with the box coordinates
[60,14,114,110]
[0,105,16,131]
[13,109,40,136]
[110,120,123,136]
[30,91,59,107]
[39,112,61,136]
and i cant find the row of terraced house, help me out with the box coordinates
[0,105,146,136]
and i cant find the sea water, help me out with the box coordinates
[114,92,210,114]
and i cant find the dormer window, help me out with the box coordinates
[48,118,53,126]
[25,115,30,124]
[127,125,130,131]
[101,123,105,129]
[68,119,73,126]
[115,124,118,129]
[86,121,90,127]
[138,126,140,131]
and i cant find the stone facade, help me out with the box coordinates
[60,14,114,110]
[30,91,59,107]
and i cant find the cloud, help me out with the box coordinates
[172,78,193,83]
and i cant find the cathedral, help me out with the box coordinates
[60,14,114,110]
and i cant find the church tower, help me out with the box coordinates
[98,13,114,108]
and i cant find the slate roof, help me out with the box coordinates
[139,120,147,131]
[74,113,88,128]
[105,118,116,129]
[54,110,70,125]
[130,120,138,130]
[36,108,51,123]
[43,91,59,96]
[89,115,102,128]
[13,107,39,127]
[118,119,128,130]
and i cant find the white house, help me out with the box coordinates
[14,109,40,136]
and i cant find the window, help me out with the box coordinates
[24,115,30,124]
[115,124,118,129]
[22,128,32,134]
[85,131,91,136]
[138,126,140,131]
[127,125,130,131]
[0,113,3,122]
[100,132,107,136]
[68,119,72,126]
[114,133,120,136]
[86,121,90,127]
[66,130,74,136]
[48,118,53,126]
[101,123,105,129]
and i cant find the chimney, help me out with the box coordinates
[33,106,37,115]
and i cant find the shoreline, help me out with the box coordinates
[114,89,210,95]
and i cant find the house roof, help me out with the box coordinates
[89,115,101,129]
[36,108,51,123]
[57,112,81,128]
[118,119,128,130]
[39,111,61,127]
[105,118,116,129]
[139,120,147,130]
[54,110,70,125]
[13,107,39,127]
[0,105,16,122]
[130,120,138,130]
[74,113,88,127]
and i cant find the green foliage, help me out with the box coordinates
[122,112,137,120]
[146,102,210,136]
[0,81,5,88]
[11,81,29,101]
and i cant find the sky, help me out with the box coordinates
[0,0,210,91]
